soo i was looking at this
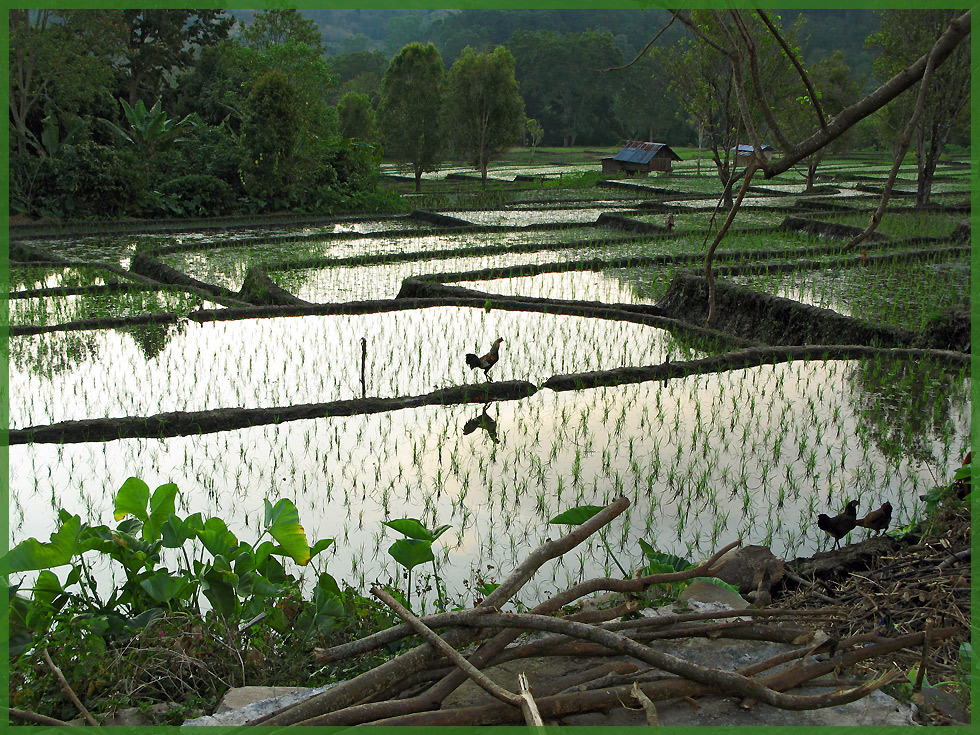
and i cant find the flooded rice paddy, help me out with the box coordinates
[9,155,971,608]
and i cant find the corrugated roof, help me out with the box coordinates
[731,144,772,154]
[612,140,681,164]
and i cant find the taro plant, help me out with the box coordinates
[4,477,338,659]
[636,540,742,603]
[549,504,629,577]
[383,517,452,612]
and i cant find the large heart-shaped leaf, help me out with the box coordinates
[201,566,240,617]
[637,541,693,572]
[114,477,150,522]
[549,505,604,526]
[3,515,82,573]
[144,483,179,543]
[388,538,434,571]
[264,498,310,565]
[160,513,201,549]
[140,572,194,605]
[310,538,335,560]
[383,518,435,541]
[196,517,240,559]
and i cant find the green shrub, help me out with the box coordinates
[156,174,239,217]
[164,124,244,193]
[33,141,144,220]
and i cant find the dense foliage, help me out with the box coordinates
[9,9,397,221]
[8,8,964,220]
[378,42,446,192]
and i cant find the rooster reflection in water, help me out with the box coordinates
[463,403,498,444]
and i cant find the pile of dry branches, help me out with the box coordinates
[780,502,971,686]
[241,498,955,726]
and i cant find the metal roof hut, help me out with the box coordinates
[601,141,682,176]
[731,144,774,166]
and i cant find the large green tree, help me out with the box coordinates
[443,46,525,187]
[338,91,376,141]
[326,50,389,105]
[240,69,301,205]
[119,10,232,106]
[9,10,127,156]
[866,9,970,206]
[378,42,445,192]
[240,9,323,52]
[506,30,624,147]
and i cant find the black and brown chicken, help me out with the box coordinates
[856,502,892,535]
[465,338,504,382]
[817,499,859,549]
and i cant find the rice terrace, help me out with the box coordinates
[5,6,973,728]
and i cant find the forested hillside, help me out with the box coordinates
[230,7,878,76]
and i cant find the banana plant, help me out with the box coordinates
[23,104,84,158]
[102,98,200,164]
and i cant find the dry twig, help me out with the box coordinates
[371,586,522,709]
[42,647,99,726]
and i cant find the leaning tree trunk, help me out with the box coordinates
[916,118,950,207]
[805,157,818,192]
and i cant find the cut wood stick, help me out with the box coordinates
[8,708,72,726]
[323,558,806,665]
[518,673,545,727]
[371,611,877,711]
[339,604,836,673]
[783,570,838,603]
[913,619,934,693]
[760,626,959,693]
[368,664,902,726]
[42,648,98,727]
[407,536,742,714]
[632,682,660,725]
[252,497,631,726]
[938,549,970,570]
[371,586,523,708]
[316,606,497,664]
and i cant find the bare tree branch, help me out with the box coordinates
[755,8,827,130]
[600,8,682,72]
[704,160,759,327]
[42,647,99,726]
[372,586,525,709]
[842,27,943,249]
[251,497,631,726]
[766,9,970,177]
[731,10,795,153]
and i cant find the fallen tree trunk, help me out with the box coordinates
[541,344,969,392]
[9,381,538,445]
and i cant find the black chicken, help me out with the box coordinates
[817,500,859,549]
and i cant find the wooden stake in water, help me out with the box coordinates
[360,337,367,399]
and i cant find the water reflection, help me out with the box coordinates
[462,403,499,444]
[119,319,187,362]
[8,308,690,428]
[847,356,967,467]
[9,357,969,610]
